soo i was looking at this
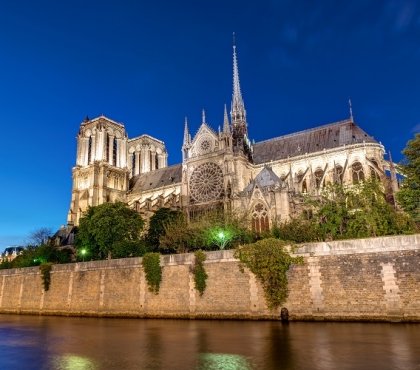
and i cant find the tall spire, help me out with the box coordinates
[202,109,206,124]
[183,117,190,146]
[349,98,354,122]
[223,104,230,133]
[231,33,246,124]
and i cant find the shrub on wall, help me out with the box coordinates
[39,263,53,291]
[234,238,303,309]
[193,250,208,296]
[142,252,162,294]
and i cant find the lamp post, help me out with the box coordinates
[80,248,87,262]
[216,230,228,250]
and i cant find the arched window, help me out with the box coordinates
[106,134,110,162]
[352,162,365,184]
[302,179,308,193]
[333,165,344,185]
[132,154,136,176]
[314,168,324,189]
[251,203,270,233]
[88,136,92,164]
[369,160,380,180]
[369,166,379,180]
[155,155,159,170]
[149,152,153,171]
[113,139,117,166]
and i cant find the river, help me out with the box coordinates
[0,315,419,369]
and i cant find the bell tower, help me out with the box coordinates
[67,115,130,225]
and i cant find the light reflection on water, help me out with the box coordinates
[0,315,419,370]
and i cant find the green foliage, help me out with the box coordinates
[234,238,303,309]
[0,243,72,270]
[142,252,162,294]
[193,250,208,296]
[275,179,416,242]
[159,210,255,253]
[75,202,144,260]
[146,208,183,251]
[39,263,53,291]
[397,133,420,223]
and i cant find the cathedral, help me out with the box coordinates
[67,44,390,233]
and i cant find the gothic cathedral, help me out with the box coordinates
[67,43,389,233]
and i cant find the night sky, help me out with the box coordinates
[1,0,419,247]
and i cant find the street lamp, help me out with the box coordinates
[216,230,229,250]
[80,248,87,262]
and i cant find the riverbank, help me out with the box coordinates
[0,234,419,322]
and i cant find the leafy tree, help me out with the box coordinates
[1,243,72,269]
[275,179,416,242]
[397,133,420,223]
[146,208,183,251]
[75,202,144,260]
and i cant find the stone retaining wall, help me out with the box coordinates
[0,234,419,321]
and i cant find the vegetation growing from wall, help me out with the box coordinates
[142,252,162,294]
[234,238,303,309]
[192,250,208,296]
[39,263,53,291]
[397,133,420,223]
[75,202,145,260]
[274,179,416,243]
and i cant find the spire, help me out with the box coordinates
[349,98,354,122]
[202,109,206,124]
[223,104,230,133]
[183,117,190,146]
[231,33,246,124]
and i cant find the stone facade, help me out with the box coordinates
[0,234,419,321]
[67,44,394,229]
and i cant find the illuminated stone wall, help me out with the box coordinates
[0,234,419,321]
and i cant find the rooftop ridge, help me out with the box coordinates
[83,115,125,127]
[131,163,182,180]
[254,118,354,145]
[128,134,165,145]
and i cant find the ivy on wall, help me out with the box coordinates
[39,263,53,291]
[234,238,304,309]
[142,252,162,294]
[193,250,208,296]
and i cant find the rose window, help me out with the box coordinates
[189,162,223,202]
[197,136,213,154]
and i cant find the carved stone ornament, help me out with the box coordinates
[189,162,223,202]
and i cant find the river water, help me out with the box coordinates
[0,315,419,370]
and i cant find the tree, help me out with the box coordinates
[275,179,416,242]
[397,133,420,223]
[27,227,53,246]
[75,202,144,260]
[146,208,183,251]
[159,210,254,253]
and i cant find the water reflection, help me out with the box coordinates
[198,354,252,370]
[0,315,419,370]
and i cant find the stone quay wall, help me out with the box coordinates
[0,234,419,322]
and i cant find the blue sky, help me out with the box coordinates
[0,0,419,247]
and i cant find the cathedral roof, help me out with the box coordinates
[129,164,182,193]
[252,119,379,164]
